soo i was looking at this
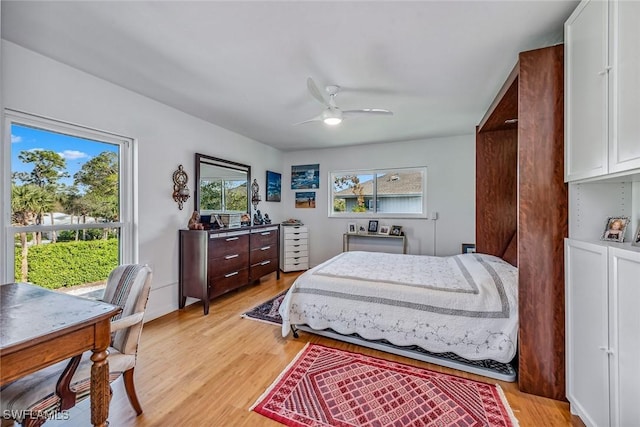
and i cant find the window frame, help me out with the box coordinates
[2,109,137,283]
[328,166,428,219]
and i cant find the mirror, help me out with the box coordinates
[194,153,251,216]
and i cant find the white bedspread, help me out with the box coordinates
[279,251,519,363]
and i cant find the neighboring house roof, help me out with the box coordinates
[334,172,422,198]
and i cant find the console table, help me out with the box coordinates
[342,233,407,254]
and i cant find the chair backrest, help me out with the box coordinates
[101,264,153,355]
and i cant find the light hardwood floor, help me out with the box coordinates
[49,271,585,427]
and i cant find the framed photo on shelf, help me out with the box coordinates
[462,243,476,254]
[390,225,403,236]
[368,220,379,233]
[633,224,640,247]
[600,216,630,243]
[378,225,390,235]
[347,223,357,234]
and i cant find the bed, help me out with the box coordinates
[279,250,519,381]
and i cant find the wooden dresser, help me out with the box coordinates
[179,224,280,315]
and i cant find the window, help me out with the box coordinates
[2,110,135,293]
[329,167,427,218]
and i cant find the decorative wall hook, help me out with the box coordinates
[172,165,190,210]
[251,178,261,210]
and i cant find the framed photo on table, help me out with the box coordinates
[378,225,390,235]
[633,224,640,247]
[390,225,403,236]
[368,220,379,233]
[600,216,630,243]
[347,223,357,234]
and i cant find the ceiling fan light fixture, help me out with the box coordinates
[323,117,342,125]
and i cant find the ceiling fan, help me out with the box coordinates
[295,77,393,126]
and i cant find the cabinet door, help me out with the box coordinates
[608,247,640,427]
[565,239,610,427]
[609,0,640,173]
[565,0,609,181]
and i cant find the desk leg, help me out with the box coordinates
[90,321,112,427]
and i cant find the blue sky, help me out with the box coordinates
[11,124,118,188]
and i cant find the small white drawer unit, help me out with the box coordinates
[280,225,309,272]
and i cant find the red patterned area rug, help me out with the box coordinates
[251,343,519,427]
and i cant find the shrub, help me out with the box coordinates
[15,239,118,289]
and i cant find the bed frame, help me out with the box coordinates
[291,325,517,382]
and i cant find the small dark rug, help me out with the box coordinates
[241,289,288,325]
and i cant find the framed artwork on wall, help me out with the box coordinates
[295,192,316,208]
[265,170,281,202]
[291,164,319,189]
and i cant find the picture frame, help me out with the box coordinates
[600,216,630,243]
[295,191,316,208]
[632,224,640,247]
[265,170,281,202]
[347,223,357,234]
[390,225,403,236]
[462,243,476,254]
[368,220,379,233]
[378,225,390,235]
[291,164,320,190]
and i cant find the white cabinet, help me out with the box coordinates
[565,0,640,182]
[565,239,610,427]
[280,225,309,272]
[608,247,640,427]
[565,239,640,427]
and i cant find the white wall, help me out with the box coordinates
[1,41,285,320]
[2,40,477,320]
[281,135,476,267]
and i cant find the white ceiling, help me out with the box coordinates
[1,1,579,151]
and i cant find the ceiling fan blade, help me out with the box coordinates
[292,114,323,126]
[307,77,329,106]
[343,109,394,117]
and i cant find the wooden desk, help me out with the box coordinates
[0,283,121,427]
[343,232,407,254]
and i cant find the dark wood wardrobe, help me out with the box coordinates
[476,45,568,400]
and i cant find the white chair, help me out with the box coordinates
[0,264,153,427]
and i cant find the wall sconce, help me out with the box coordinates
[251,178,261,209]
[172,165,190,210]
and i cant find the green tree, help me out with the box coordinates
[334,175,367,212]
[74,151,119,238]
[13,150,68,243]
[11,184,54,281]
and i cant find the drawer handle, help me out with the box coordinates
[260,231,271,236]
[225,254,239,260]
[260,260,271,266]
[224,271,239,278]
[293,239,300,242]
[260,246,271,251]
[226,237,239,241]
[293,250,300,253]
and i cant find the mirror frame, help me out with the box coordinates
[194,153,252,215]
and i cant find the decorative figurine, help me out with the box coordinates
[264,213,272,224]
[253,209,264,225]
[188,211,204,230]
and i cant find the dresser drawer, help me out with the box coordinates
[283,255,308,264]
[209,232,249,259]
[283,226,308,234]
[250,228,278,249]
[250,258,278,279]
[283,259,309,272]
[284,247,308,258]
[250,244,278,264]
[208,251,249,277]
[209,268,249,297]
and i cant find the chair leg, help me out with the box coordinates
[122,368,143,415]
